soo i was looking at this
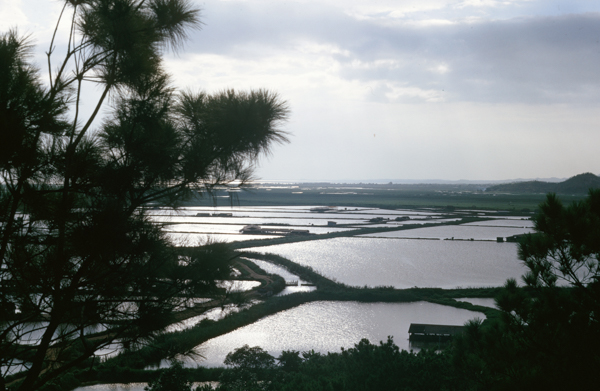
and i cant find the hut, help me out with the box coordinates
[239,225,310,236]
[369,217,386,223]
[408,323,465,342]
[240,225,262,234]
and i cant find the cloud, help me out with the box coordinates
[185,2,600,105]
[9,0,600,181]
[0,1,28,31]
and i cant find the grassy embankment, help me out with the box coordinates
[229,215,499,250]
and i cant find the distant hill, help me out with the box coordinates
[486,173,600,194]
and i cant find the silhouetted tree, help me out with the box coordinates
[144,361,193,391]
[277,350,302,372]
[218,345,275,391]
[453,190,600,390]
[209,338,459,391]
[223,345,276,371]
[0,1,288,390]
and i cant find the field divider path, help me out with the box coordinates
[229,216,494,250]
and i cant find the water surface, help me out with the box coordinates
[463,219,534,228]
[243,258,303,283]
[191,301,483,367]
[361,225,533,240]
[247,237,526,288]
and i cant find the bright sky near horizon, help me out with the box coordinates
[2,0,600,182]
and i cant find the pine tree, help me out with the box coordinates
[453,190,600,390]
[0,2,288,389]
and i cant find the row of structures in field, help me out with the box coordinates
[408,323,465,342]
[239,225,311,236]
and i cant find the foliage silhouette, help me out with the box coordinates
[203,338,460,391]
[453,190,600,390]
[144,361,193,391]
[218,345,275,391]
[0,1,288,390]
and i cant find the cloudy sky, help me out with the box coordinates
[3,0,600,182]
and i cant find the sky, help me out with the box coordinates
[2,0,600,182]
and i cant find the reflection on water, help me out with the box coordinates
[361,224,533,240]
[75,384,148,391]
[68,207,521,389]
[166,302,259,333]
[166,232,281,244]
[163,223,247,233]
[275,285,317,296]
[162,222,358,234]
[247,237,526,289]
[157,216,367,226]
[244,258,303,283]
[241,258,316,296]
[2,323,107,346]
[463,219,534,228]
[151,207,454,243]
[75,382,217,391]
[191,301,483,367]
[217,280,261,292]
[149,206,439,219]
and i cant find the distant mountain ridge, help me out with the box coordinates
[485,173,600,194]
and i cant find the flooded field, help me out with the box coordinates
[190,301,484,367]
[462,218,534,227]
[247,237,526,288]
[166,232,281,244]
[62,204,530,386]
[361,224,533,240]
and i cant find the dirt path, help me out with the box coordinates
[234,260,273,285]
[172,260,271,322]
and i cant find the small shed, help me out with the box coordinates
[408,323,465,342]
[240,225,262,234]
[369,217,386,223]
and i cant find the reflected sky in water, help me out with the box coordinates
[361,224,533,240]
[192,301,484,367]
[248,237,526,288]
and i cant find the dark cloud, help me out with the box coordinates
[188,2,600,104]
[450,14,600,102]
[334,14,600,104]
